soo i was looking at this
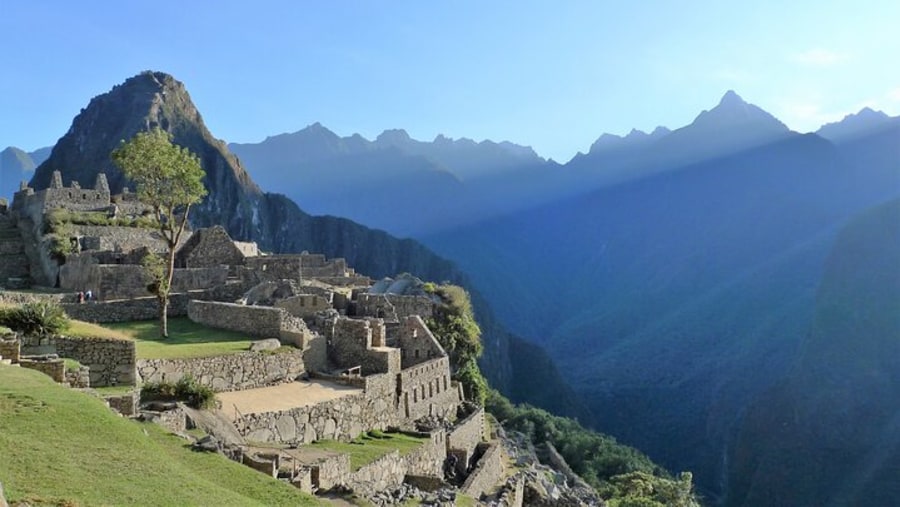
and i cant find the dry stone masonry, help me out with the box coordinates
[137,350,305,392]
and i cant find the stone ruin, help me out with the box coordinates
[0,172,519,504]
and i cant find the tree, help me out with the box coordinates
[111,128,206,337]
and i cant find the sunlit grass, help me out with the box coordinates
[0,366,320,506]
[310,431,427,471]
[104,317,256,359]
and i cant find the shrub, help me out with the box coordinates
[141,375,216,409]
[0,301,69,336]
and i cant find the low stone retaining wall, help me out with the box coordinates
[188,300,310,345]
[461,442,505,499]
[448,407,485,464]
[19,358,65,382]
[311,453,350,491]
[0,338,20,363]
[136,349,305,392]
[348,450,406,497]
[0,290,65,306]
[234,387,399,445]
[55,336,135,386]
[404,430,446,477]
[20,335,135,387]
[61,295,188,323]
[65,365,91,388]
[105,391,139,416]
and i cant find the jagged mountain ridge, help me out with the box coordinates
[816,107,899,142]
[26,71,585,419]
[229,91,798,237]
[228,123,552,236]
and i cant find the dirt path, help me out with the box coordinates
[217,380,361,419]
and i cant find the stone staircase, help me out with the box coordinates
[0,214,30,288]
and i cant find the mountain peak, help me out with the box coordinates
[816,107,896,141]
[689,91,789,136]
[718,89,746,107]
[375,129,412,145]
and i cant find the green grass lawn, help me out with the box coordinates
[89,317,256,359]
[310,431,427,471]
[0,366,321,506]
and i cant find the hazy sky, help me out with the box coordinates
[1,1,897,161]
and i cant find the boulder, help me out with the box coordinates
[249,338,281,352]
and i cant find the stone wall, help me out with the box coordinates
[327,318,401,375]
[188,300,311,343]
[69,225,170,254]
[311,452,350,491]
[396,316,446,369]
[136,349,305,392]
[397,356,458,421]
[234,380,401,445]
[348,451,406,497]
[0,338,19,363]
[20,334,135,386]
[356,293,435,321]
[60,258,228,301]
[175,225,245,269]
[65,365,91,388]
[105,390,139,416]
[53,336,136,386]
[62,295,188,323]
[448,407,486,468]
[19,358,65,382]
[275,294,332,318]
[461,442,505,499]
[0,291,64,306]
[404,430,447,477]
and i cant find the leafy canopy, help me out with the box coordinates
[111,127,206,245]
[111,128,206,338]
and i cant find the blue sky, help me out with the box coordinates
[1,1,897,161]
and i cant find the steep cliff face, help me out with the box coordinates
[25,71,585,418]
[727,199,900,506]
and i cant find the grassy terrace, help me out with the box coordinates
[0,366,320,506]
[310,431,428,471]
[67,317,256,359]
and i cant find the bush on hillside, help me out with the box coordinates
[485,389,699,506]
[141,375,216,409]
[0,301,69,337]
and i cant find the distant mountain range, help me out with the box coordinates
[227,123,553,236]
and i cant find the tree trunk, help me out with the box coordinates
[159,244,177,339]
[159,294,169,338]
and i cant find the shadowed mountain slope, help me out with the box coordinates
[727,198,900,506]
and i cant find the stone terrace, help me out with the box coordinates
[217,380,362,420]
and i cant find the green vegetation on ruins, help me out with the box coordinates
[0,366,319,506]
[486,390,700,506]
[310,431,428,471]
[141,375,216,409]
[45,208,160,230]
[425,283,489,405]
